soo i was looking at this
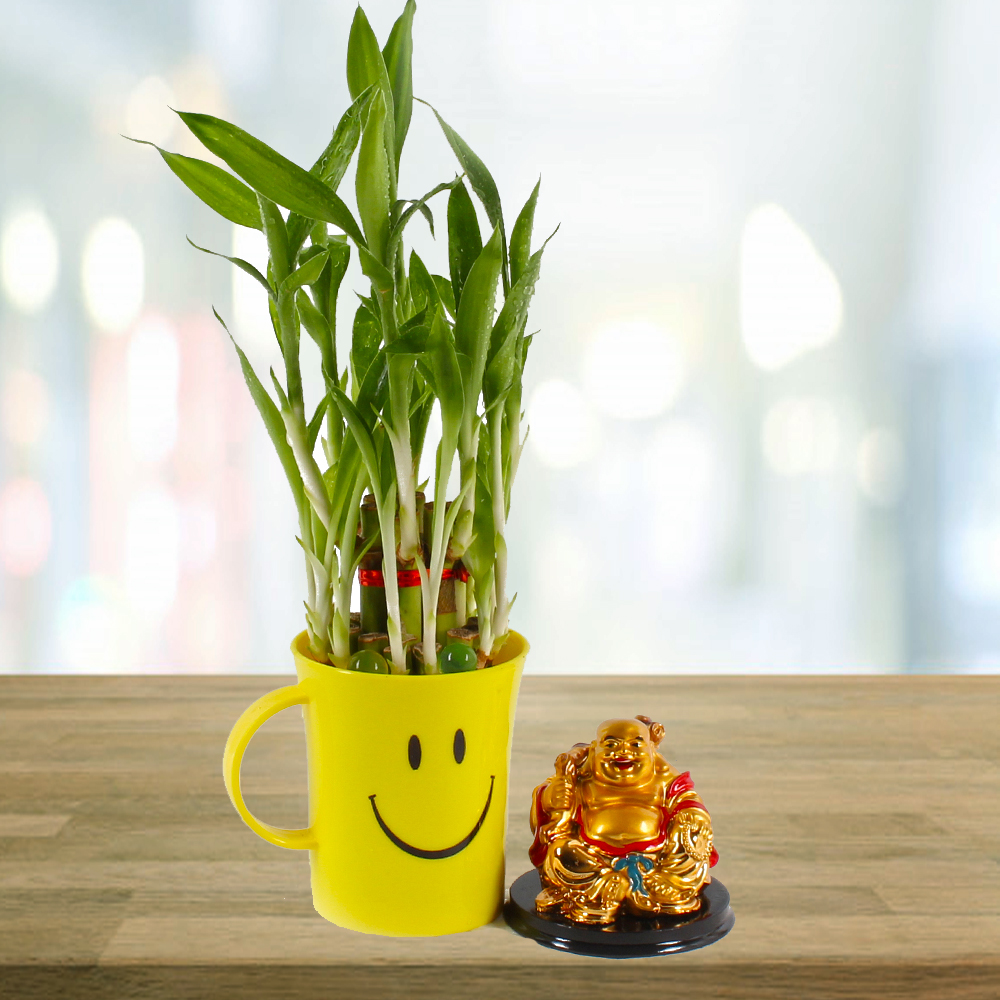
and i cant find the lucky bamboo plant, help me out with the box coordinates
[130,1,552,674]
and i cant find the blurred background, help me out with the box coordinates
[1,0,998,674]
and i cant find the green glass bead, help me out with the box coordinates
[439,642,478,673]
[348,649,389,674]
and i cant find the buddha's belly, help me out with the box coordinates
[581,803,662,848]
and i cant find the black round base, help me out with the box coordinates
[503,869,734,959]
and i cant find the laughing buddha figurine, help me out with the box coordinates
[528,715,719,925]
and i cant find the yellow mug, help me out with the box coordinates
[223,630,528,936]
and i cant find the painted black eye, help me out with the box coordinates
[453,728,466,764]
[408,735,421,770]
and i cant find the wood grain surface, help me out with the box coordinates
[0,674,997,999]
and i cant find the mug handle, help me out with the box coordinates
[223,681,317,850]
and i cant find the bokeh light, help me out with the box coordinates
[127,316,180,463]
[948,520,1000,604]
[179,499,218,572]
[124,75,176,147]
[56,576,135,672]
[856,427,905,506]
[527,379,597,469]
[762,396,841,476]
[1,369,50,448]
[583,321,685,421]
[81,217,144,334]
[740,204,843,371]
[124,488,180,623]
[0,477,52,577]
[231,224,277,366]
[0,206,59,314]
[642,420,722,588]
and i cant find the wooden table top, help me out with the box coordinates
[0,674,997,999]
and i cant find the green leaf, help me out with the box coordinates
[330,385,384,507]
[313,86,375,189]
[381,0,416,172]
[409,384,434,468]
[351,305,382,396]
[463,455,495,583]
[432,275,457,319]
[384,323,430,357]
[484,227,556,404]
[454,227,503,407]
[175,110,366,246]
[297,290,337,384]
[327,433,366,546]
[355,90,392,263]
[286,87,375,256]
[356,349,389,427]
[509,178,540,287]
[408,250,440,315]
[447,180,482,312]
[126,137,261,229]
[387,179,456,264]
[307,395,329,452]
[257,193,290,283]
[357,244,394,296]
[186,237,273,298]
[213,308,305,517]
[418,99,508,291]
[346,6,395,189]
[280,249,329,297]
[426,308,464,432]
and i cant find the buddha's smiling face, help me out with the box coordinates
[591,719,656,786]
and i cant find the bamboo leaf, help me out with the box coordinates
[426,308,464,433]
[286,87,376,257]
[384,322,429,357]
[126,137,262,229]
[297,290,337,384]
[418,99,508,290]
[351,305,382,397]
[331,385,385,507]
[186,237,273,298]
[307,396,329,451]
[356,349,389,427]
[408,250,440,315]
[454,227,503,406]
[432,275,457,319]
[409,385,434,468]
[279,249,329,297]
[463,459,495,583]
[313,85,375,189]
[509,178,540,287]
[381,0,416,172]
[175,110,366,246]
[346,6,396,189]
[355,90,392,263]
[447,180,482,311]
[483,228,556,405]
[387,178,455,263]
[257,193,290,283]
[357,244,394,295]
[327,433,365,545]
[213,308,305,517]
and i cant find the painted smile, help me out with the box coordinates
[368,775,496,860]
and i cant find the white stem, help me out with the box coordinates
[489,407,509,643]
[419,436,459,671]
[377,487,406,671]
[283,412,331,529]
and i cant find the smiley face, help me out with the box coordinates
[368,727,495,859]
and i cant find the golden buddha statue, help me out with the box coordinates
[528,715,718,925]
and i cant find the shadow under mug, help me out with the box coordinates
[223,630,528,936]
